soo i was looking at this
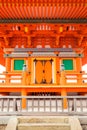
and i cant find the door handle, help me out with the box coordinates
[43,70,45,73]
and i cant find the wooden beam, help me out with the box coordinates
[78,36,84,46]
[56,36,60,46]
[0,0,86,6]
[0,19,87,24]
[27,36,31,46]
[4,37,9,46]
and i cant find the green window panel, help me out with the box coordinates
[62,59,73,70]
[14,60,24,70]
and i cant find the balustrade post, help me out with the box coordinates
[78,73,82,85]
[61,89,68,109]
[21,89,27,111]
[60,64,66,85]
[22,64,27,85]
[5,56,11,84]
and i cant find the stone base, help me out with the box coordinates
[18,123,70,130]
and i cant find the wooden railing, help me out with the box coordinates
[0,72,22,85]
[0,96,87,115]
[0,71,87,85]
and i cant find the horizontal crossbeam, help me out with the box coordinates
[0,19,87,24]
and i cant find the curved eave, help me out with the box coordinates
[0,1,87,20]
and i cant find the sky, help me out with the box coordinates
[0,65,6,73]
[82,64,87,73]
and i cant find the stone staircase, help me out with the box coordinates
[5,116,82,130]
[18,117,70,130]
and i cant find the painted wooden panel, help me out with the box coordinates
[45,61,52,84]
[35,61,43,84]
[63,59,73,70]
[14,60,24,70]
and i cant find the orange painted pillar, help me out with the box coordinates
[76,58,82,71]
[5,75,10,85]
[22,64,27,85]
[21,89,27,110]
[56,58,60,84]
[6,57,11,84]
[22,71,27,85]
[61,89,68,109]
[60,71,66,85]
[21,64,27,110]
[76,58,82,84]
[27,57,31,85]
[78,74,82,85]
[60,67,67,109]
[6,58,11,72]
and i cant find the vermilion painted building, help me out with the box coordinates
[0,0,87,108]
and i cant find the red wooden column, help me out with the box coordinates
[61,89,68,109]
[21,88,27,110]
[76,58,82,84]
[5,52,11,84]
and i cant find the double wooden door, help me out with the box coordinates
[34,59,53,84]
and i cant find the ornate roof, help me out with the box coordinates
[0,0,87,22]
[0,0,87,66]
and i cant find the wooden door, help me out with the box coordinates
[35,61,43,84]
[35,60,53,84]
[44,60,52,84]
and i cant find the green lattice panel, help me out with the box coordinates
[14,60,24,70]
[63,59,73,70]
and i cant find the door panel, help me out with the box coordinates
[35,60,53,84]
[35,61,43,84]
[45,61,52,84]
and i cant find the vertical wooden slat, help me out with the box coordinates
[20,98,22,112]
[50,98,51,112]
[74,98,76,112]
[32,98,34,112]
[68,99,70,112]
[80,99,83,112]
[56,98,58,112]
[62,98,64,112]
[38,97,40,112]
[7,99,10,112]
[86,98,87,109]
[1,99,4,111]
[44,98,45,112]
[13,98,16,112]
[26,98,28,111]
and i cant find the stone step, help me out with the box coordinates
[18,123,70,130]
[18,117,68,124]
[5,116,82,130]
